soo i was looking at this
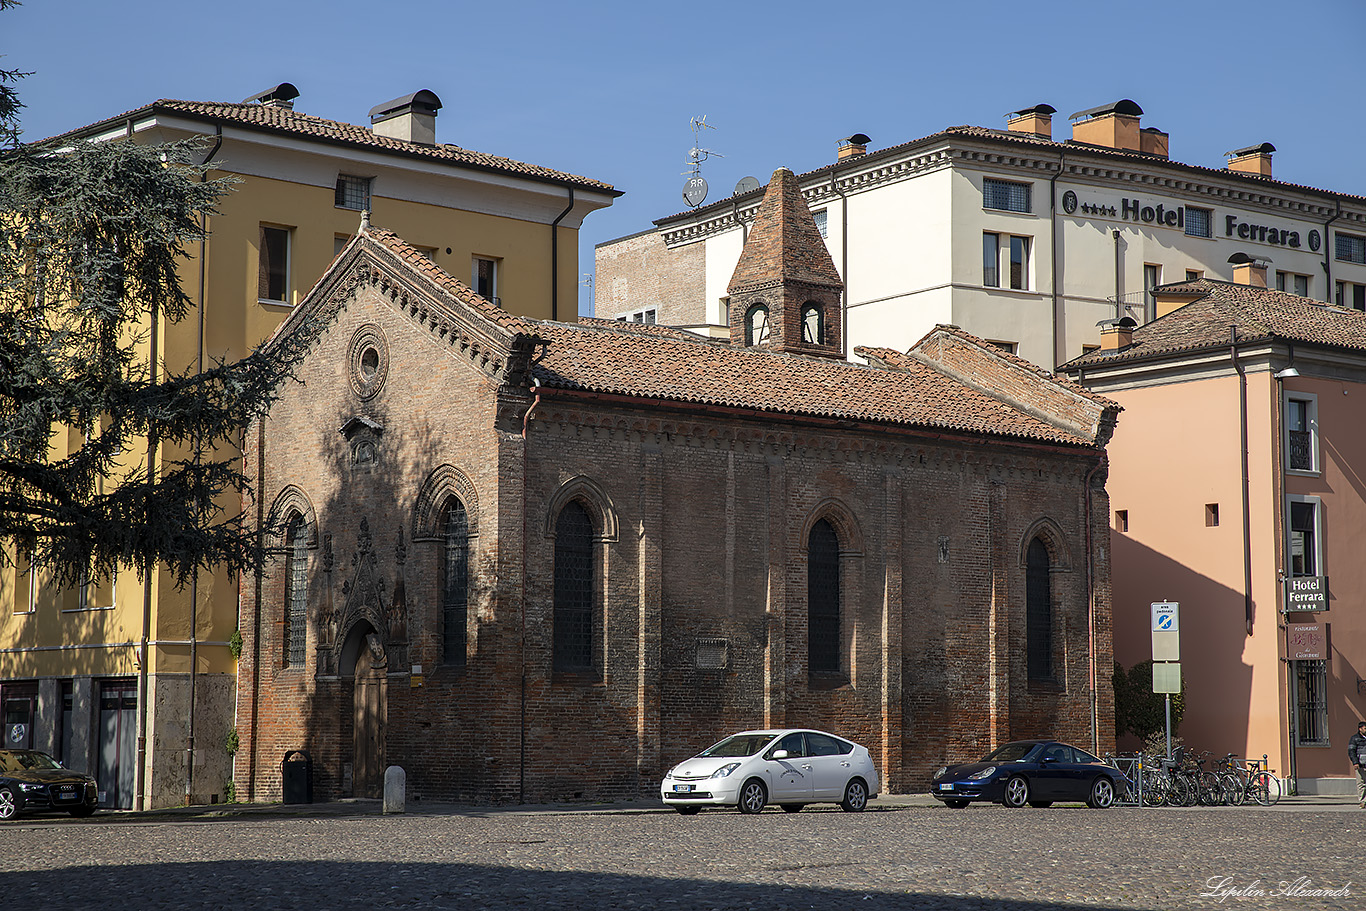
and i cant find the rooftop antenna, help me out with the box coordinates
[682,115,722,208]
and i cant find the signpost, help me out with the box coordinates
[1151,601,1181,758]
[1283,575,1328,612]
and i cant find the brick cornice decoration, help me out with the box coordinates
[796,498,865,557]
[412,464,481,542]
[541,475,620,543]
[1019,516,1074,572]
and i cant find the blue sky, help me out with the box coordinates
[7,0,1366,316]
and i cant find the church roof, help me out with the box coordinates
[1062,279,1366,370]
[727,168,843,295]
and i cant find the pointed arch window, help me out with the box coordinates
[801,303,824,345]
[553,500,596,672]
[808,518,841,676]
[441,497,470,667]
[1026,538,1053,681]
[745,304,770,347]
[283,512,308,668]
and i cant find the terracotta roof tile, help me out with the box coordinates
[1062,279,1366,369]
[42,99,618,194]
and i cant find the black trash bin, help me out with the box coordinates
[281,749,313,804]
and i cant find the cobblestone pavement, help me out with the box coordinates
[1,799,1360,911]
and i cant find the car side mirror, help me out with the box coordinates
[770,750,789,760]
[1042,756,1057,763]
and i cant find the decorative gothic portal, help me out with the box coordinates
[341,622,386,798]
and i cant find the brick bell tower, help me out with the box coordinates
[727,167,844,356]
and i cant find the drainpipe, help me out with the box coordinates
[830,165,850,360]
[1230,327,1253,637]
[1322,200,1342,303]
[1274,343,1296,793]
[248,420,265,802]
[551,190,574,321]
[520,369,545,803]
[185,124,223,807]
[1049,154,1065,370]
[134,297,159,812]
[1112,230,1123,320]
[1084,456,1103,755]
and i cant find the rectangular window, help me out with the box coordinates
[472,257,498,305]
[983,178,1031,213]
[986,340,1017,354]
[1277,271,1310,297]
[1144,264,1162,320]
[335,234,352,257]
[1185,270,1204,282]
[1009,236,1030,290]
[258,225,290,304]
[334,175,372,211]
[1205,504,1219,527]
[1335,232,1366,264]
[1285,393,1318,473]
[1294,659,1329,746]
[1115,510,1128,532]
[1288,498,1320,577]
[983,233,1000,287]
[12,544,37,614]
[812,209,828,240]
[1184,206,1212,238]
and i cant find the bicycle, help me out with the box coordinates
[1244,756,1282,806]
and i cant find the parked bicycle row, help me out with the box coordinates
[1104,748,1282,807]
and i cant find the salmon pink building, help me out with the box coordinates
[1064,266,1366,794]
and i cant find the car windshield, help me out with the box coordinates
[0,750,63,772]
[698,734,776,758]
[981,742,1040,763]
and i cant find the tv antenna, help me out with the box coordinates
[681,115,722,208]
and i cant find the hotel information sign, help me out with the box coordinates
[1283,575,1328,612]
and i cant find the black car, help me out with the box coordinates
[0,750,98,819]
[930,740,1124,809]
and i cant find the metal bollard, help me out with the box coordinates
[383,765,405,814]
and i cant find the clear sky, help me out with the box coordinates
[7,0,1366,317]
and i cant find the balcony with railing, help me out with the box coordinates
[1288,430,1313,471]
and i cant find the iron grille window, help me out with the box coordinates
[813,209,828,240]
[284,515,308,668]
[1184,206,1212,238]
[553,501,595,672]
[983,178,1031,213]
[1287,399,1313,471]
[1335,232,1366,264]
[1295,659,1329,746]
[808,519,841,676]
[335,175,372,211]
[441,498,469,667]
[1026,538,1053,681]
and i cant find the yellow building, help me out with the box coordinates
[0,83,618,809]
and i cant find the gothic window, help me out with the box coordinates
[553,500,595,672]
[1026,538,1053,681]
[801,303,823,345]
[744,303,770,347]
[441,497,469,667]
[283,512,308,668]
[808,518,841,677]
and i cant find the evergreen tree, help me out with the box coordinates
[0,126,304,588]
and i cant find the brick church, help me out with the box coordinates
[235,169,1120,803]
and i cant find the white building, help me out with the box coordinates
[595,101,1366,369]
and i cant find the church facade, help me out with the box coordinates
[235,172,1120,803]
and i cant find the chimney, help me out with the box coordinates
[1097,317,1137,351]
[1069,99,1144,152]
[837,133,871,161]
[1139,126,1170,159]
[369,90,442,146]
[1006,104,1055,140]
[1226,142,1275,178]
[1228,252,1269,288]
[243,82,299,110]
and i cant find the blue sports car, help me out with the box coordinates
[930,740,1124,809]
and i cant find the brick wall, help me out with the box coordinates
[594,232,707,326]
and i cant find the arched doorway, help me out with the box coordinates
[340,622,387,798]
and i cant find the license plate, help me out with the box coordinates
[941,784,954,791]
[672,784,694,792]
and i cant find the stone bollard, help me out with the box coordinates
[383,765,406,814]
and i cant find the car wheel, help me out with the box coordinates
[840,778,868,812]
[944,799,970,809]
[1002,776,1030,808]
[1028,801,1053,808]
[69,804,96,818]
[0,787,17,820]
[1088,777,1116,809]
[737,779,767,814]
[780,804,804,813]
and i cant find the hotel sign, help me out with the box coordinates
[1283,575,1328,612]
[1287,623,1326,660]
[1061,190,1305,247]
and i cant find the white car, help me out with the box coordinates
[660,729,879,815]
